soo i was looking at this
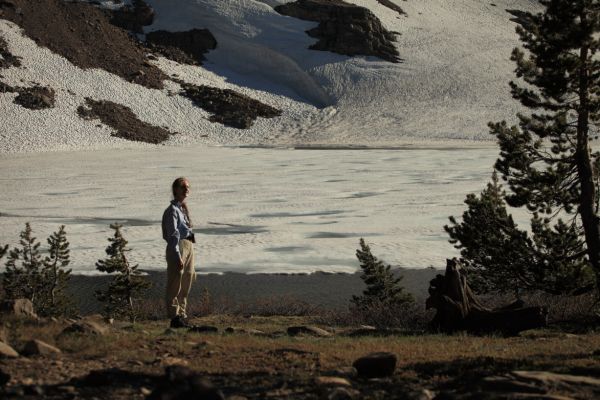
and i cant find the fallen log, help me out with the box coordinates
[426,259,548,336]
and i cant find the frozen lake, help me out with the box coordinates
[0,145,508,274]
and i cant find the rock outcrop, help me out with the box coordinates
[146,29,217,65]
[275,0,400,63]
[180,83,282,129]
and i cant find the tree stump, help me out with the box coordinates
[426,259,548,336]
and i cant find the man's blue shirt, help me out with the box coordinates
[161,199,193,258]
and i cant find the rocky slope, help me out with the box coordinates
[0,0,542,152]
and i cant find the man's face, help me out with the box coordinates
[175,180,190,202]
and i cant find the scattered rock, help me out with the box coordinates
[188,325,219,333]
[77,98,176,144]
[0,341,19,358]
[352,352,397,378]
[287,325,333,337]
[180,83,282,129]
[0,299,37,319]
[315,376,352,387]
[275,0,400,63]
[146,29,217,65]
[13,85,55,110]
[22,339,61,356]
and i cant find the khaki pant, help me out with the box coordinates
[165,238,196,319]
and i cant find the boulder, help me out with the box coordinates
[352,352,397,378]
[0,341,19,358]
[287,325,333,337]
[22,339,61,356]
[0,298,37,319]
[60,319,109,336]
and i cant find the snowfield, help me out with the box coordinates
[0,145,534,275]
[0,0,542,153]
[0,0,542,274]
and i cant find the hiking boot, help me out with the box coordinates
[170,315,190,329]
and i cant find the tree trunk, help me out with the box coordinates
[426,259,548,336]
[575,35,600,296]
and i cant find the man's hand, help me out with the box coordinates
[178,257,184,271]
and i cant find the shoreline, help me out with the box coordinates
[63,268,441,314]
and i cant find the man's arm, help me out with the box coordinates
[163,207,181,259]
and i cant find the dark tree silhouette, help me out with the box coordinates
[95,223,151,322]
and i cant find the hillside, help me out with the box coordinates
[0,0,542,153]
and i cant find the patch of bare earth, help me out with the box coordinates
[180,83,282,129]
[0,0,166,89]
[77,98,175,144]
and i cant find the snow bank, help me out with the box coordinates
[0,0,542,152]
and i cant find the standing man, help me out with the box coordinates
[162,177,196,328]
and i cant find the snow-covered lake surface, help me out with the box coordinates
[0,145,526,275]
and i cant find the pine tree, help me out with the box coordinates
[3,222,44,307]
[39,225,74,317]
[481,0,600,294]
[445,171,591,295]
[350,238,413,311]
[95,223,151,322]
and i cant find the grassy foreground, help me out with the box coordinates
[1,314,600,399]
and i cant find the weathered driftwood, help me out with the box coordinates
[426,259,548,336]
